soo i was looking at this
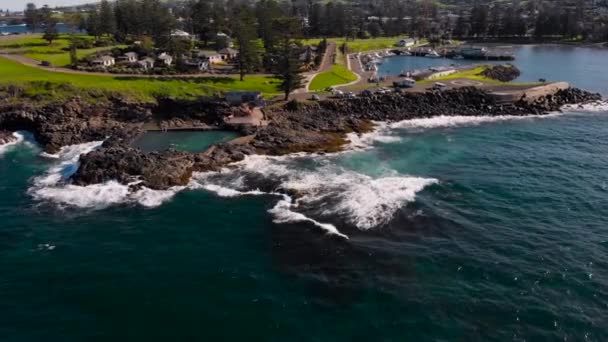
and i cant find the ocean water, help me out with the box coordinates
[1,46,608,340]
[0,23,76,34]
[379,45,608,90]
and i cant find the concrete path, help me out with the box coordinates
[295,41,337,94]
[224,107,268,127]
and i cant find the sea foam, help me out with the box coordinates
[0,131,27,156]
[193,154,437,235]
[29,140,182,209]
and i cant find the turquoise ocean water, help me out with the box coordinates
[1,45,608,340]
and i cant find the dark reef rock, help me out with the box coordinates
[1,87,601,190]
[72,137,256,190]
[479,65,521,82]
[0,98,152,153]
[0,130,17,145]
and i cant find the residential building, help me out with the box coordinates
[137,57,155,70]
[91,55,115,67]
[218,48,238,61]
[117,52,138,63]
[157,53,173,66]
[184,58,209,72]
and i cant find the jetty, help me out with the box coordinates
[489,82,571,104]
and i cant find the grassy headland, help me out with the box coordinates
[0,56,281,102]
[309,64,358,91]
[0,34,125,67]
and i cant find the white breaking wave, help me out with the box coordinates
[561,100,608,113]
[389,113,563,130]
[346,121,402,150]
[268,194,349,239]
[29,140,182,209]
[193,155,437,234]
[0,131,27,156]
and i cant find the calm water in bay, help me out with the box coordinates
[1,45,608,341]
[379,44,608,92]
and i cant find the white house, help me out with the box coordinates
[396,38,416,47]
[117,52,138,63]
[157,53,173,66]
[91,55,115,67]
[205,53,224,64]
[171,29,191,38]
[185,58,209,72]
[218,48,238,61]
[137,57,155,70]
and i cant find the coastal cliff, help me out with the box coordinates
[0,86,601,190]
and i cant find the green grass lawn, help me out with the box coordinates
[0,56,281,102]
[0,34,124,67]
[419,66,539,86]
[301,36,427,53]
[309,63,358,91]
[302,36,403,52]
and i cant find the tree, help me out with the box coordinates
[40,6,58,45]
[65,12,84,67]
[488,4,501,37]
[24,3,39,33]
[470,4,489,37]
[233,5,262,80]
[190,0,212,45]
[99,0,116,37]
[453,11,469,38]
[272,17,304,100]
[86,10,102,41]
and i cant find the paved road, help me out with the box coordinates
[294,41,337,94]
[0,51,274,79]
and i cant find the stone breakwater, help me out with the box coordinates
[0,87,601,190]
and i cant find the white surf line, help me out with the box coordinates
[0,132,25,156]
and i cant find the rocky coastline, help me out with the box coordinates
[0,130,17,145]
[0,86,601,190]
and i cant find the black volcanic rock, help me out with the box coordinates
[1,87,600,190]
[480,65,521,82]
[0,98,151,153]
[0,130,16,145]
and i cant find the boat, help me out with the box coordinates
[425,50,441,58]
[453,55,465,60]
[370,58,383,65]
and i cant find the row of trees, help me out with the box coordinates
[455,2,586,39]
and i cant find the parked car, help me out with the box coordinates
[432,82,447,90]
[361,89,373,97]
[346,92,356,99]
[333,90,344,97]
[310,94,321,101]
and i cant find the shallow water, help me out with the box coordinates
[1,45,608,340]
[132,130,239,153]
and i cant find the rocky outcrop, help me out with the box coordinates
[72,137,256,190]
[0,98,152,153]
[479,65,521,82]
[254,87,601,155]
[1,86,600,190]
[0,130,16,145]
